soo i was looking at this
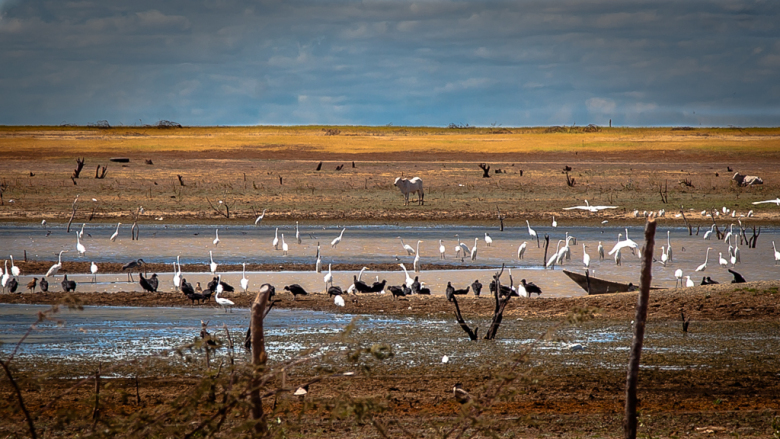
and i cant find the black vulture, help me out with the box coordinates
[139,274,156,292]
[471,279,483,297]
[520,279,542,296]
[181,278,195,295]
[148,273,159,291]
[284,284,309,299]
[445,282,455,301]
[8,277,18,293]
[701,276,719,285]
[61,275,76,292]
[327,285,343,296]
[388,285,406,299]
[368,279,386,293]
[39,277,48,292]
[353,275,372,293]
[489,280,514,297]
[411,276,421,294]
[418,283,431,295]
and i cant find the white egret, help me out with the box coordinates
[752,198,780,205]
[45,251,67,278]
[295,221,301,244]
[334,295,345,307]
[213,228,220,246]
[399,237,416,255]
[703,224,715,240]
[718,252,728,268]
[90,261,98,282]
[331,228,346,248]
[660,246,668,266]
[685,276,694,288]
[546,240,564,268]
[674,269,683,288]
[484,233,493,247]
[324,263,333,289]
[614,247,622,266]
[597,241,604,260]
[78,223,85,239]
[517,242,527,259]
[315,243,322,273]
[254,208,267,224]
[608,234,637,256]
[209,251,218,274]
[413,240,423,272]
[695,247,713,272]
[172,259,181,291]
[582,244,590,268]
[733,244,741,264]
[526,220,539,247]
[456,235,470,257]
[723,224,733,243]
[470,237,478,261]
[214,276,234,313]
[398,263,414,289]
[9,255,20,276]
[666,231,673,262]
[773,242,780,265]
[439,240,446,260]
[281,234,289,255]
[241,263,249,293]
[272,228,279,250]
[551,216,557,228]
[76,235,86,256]
[1,261,9,290]
[110,222,121,242]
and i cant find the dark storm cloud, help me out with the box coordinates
[0,0,778,126]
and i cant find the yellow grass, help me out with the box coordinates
[2,126,780,157]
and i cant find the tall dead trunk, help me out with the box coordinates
[250,284,273,435]
[624,219,656,439]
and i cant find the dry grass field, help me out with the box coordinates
[1,125,780,224]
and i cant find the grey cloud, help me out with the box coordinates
[0,0,778,126]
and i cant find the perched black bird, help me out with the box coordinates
[453,285,470,296]
[388,285,406,299]
[284,284,309,299]
[418,284,431,295]
[471,279,483,297]
[411,276,421,294]
[701,276,719,285]
[139,274,156,292]
[208,276,234,293]
[39,277,48,293]
[61,275,77,292]
[148,273,159,291]
[327,285,343,296]
[368,279,386,293]
[520,279,542,296]
[626,283,638,292]
[181,278,195,295]
[728,269,746,283]
[207,277,218,293]
[489,280,515,297]
[452,383,472,404]
[8,277,19,293]
[446,282,455,301]
[353,275,372,293]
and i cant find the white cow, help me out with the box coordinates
[394,177,424,205]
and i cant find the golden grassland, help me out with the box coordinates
[2,125,780,157]
[1,125,780,223]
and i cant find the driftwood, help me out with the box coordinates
[449,264,514,341]
[496,205,505,231]
[451,295,478,340]
[66,195,79,233]
[565,172,576,187]
[624,219,657,439]
[478,163,491,178]
[177,175,185,186]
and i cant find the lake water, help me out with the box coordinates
[0,222,778,296]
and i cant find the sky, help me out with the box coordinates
[0,0,778,127]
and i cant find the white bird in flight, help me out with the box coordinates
[752,198,780,206]
[562,200,619,212]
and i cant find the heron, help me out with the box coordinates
[110,222,121,242]
[122,258,145,282]
[209,251,217,274]
[254,208,267,224]
[695,248,713,272]
[324,263,334,289]
[272,228,279,250]
[214,276,234,313]
[241,263,249,293]
[45,251,67,278]
[398,237,416,255]
[413,240,423,272]
[90,261,98,283]
[331,228,346,248]
[213,228,220,246]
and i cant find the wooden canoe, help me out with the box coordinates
[562,269,665,295]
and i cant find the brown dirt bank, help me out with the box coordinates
[3,280,778,321]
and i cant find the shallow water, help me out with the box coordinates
[1,222,778,296]
[2,305,778,375]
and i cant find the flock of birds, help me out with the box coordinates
[3,199,779,306]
